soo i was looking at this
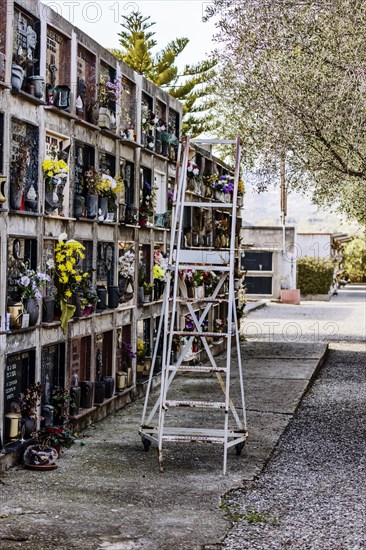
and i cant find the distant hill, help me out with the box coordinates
[242,182,360,234]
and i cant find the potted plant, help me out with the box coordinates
[96,173,123,221]
[51,386,73,425]
[118,248,135,302]
[42,153,69,215]
[136,338,147,378]
[19,382,43,438]
[54,233,90,332]
[186,161,200,191]
[97,75,122,129]
[143,282,154,303]
[16,263,50,327]
[11,50,27,91]
[37,425,76,457]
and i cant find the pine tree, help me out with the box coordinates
[110,11,216,137]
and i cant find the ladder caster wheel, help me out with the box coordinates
[141,437,151,452]
[235,442,245,456]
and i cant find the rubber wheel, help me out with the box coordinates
[235,442,245,456]
[142,437,151,452]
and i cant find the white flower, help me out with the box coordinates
[58,232,68,242]
[193,168,199,176]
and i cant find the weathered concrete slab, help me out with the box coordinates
[244,359,319,379]
[241,341,328,359]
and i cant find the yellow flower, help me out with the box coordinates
[75,275,82,282]
[65,290,72,298]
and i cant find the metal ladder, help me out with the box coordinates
[139,136,248,474]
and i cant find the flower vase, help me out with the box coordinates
[42,296,55,323]
[22,417,37,438]
[187,178,195,192]
[73,194,85,219]
[45,189,59,215]
[98,196,108,221]
[86,194,98,219]
[9,181,23,211]
[0,175,6,205]
[11,65,25,91]
[80,381,94,409]
[118,202,126,223]
[60,299,76,332]
[23,297,40,326]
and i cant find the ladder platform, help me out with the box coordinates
[173,331,228,338]
[167,365,227,373]
[165,400,226,410]
[177,297,228,304]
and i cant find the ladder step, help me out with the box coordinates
[183,201,233,208]
[177,265,231,271]
[167,365,227,373]
[177,297,229,304]
[173,331,228,338]
[190,139,238,145]
[165,400,226,410]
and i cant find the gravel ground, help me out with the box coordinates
[216,285,366,550]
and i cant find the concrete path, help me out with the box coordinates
[0,330,327,548]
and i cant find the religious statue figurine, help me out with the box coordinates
[72,373,79,387]
[26,26,37,61]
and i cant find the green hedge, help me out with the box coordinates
[297,257,334,295]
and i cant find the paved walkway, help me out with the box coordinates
[0,285,364,549]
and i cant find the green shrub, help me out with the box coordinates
[343,236,366,283]
[297,257,334,295]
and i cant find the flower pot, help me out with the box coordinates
[23,444,58,470]
[86,194,98,219]
[98,196,108,221]
[155,139,162,155]
[28,76,45,99]
[98,107,111,129]
[11,64,25,91]
[23,297,40,326]
[42,296,55,323]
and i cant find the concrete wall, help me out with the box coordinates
[241,226,297,299]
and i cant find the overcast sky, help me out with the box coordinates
[41,1,217,68]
